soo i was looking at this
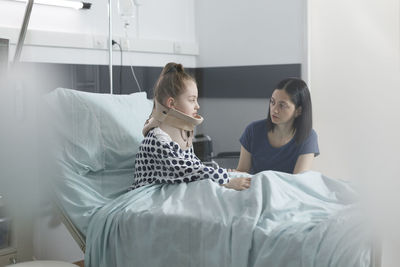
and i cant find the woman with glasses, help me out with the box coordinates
[236,77,319,175]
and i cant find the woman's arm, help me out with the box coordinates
[236,145,252,173]
[293,153,315,174]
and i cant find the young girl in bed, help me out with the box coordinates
[130,62,251,191]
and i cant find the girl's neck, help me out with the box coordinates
[159,122,192,150]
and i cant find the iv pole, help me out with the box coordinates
[13,0,91,64]
[108,0,113,94]
[13,0,34,63]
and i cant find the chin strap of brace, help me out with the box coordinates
[142,100,203,148]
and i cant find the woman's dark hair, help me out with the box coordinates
[153,62,196,105]
[266,77,313,144]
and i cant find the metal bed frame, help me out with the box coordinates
[54,200,86,253]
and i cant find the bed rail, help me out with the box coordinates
[53,200,86,253]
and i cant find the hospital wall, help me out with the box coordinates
[0,0,306,157]
[308,0,400,266]
[308,0,400,179]
[0,0,199,263]
[0,0,197,66]
[194,0,306,156]
[1,0,311,263]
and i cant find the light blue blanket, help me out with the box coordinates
[85,171,371,267]
[45,89,371,266]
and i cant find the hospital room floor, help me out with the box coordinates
[73,260,83,267]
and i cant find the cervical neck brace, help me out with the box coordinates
[153,100,203,130]
[142,100,203,137]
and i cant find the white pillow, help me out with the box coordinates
[46,88,153,174]
[45,88,153,234]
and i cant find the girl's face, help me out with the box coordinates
[171,80,200,118]
[269,89,301,126]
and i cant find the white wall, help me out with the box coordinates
[195,0,306,68]
[308,0,400,179]
[0,0,197,67]
[0,0,197,263]
[194,0,306,156]
[308,0,400,266]
[1,0,306,263]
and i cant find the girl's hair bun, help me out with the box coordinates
[163,63,185,75]
[154,62,195,104]
[175,64,183,72]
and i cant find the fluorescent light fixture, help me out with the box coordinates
[13,0,91,9]
[12,0,91,63]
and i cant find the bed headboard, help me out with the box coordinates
[46,88,153,235]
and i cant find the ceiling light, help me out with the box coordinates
[12,0,91,9]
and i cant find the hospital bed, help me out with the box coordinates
[46,88,381,267]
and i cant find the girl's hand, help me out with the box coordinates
[227,169,250,175]
[223,177,251,191]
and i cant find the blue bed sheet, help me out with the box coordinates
[46,89,371,266]
[85,171,371,267]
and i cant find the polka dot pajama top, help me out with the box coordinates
[130,127,230,190]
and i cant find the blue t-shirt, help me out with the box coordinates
[239,119,319,174]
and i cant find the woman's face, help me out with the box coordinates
[269,89,300,126]
[172,80,200,118]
